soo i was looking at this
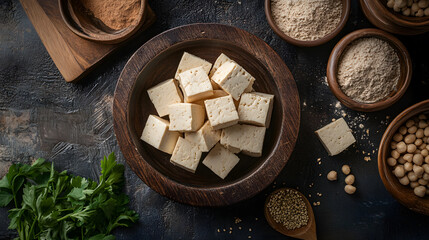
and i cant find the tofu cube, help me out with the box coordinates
[185,121,221,152]
[209,53,233,78]
[169,103,205,132]
[193,90,229,112]
[141,115,180,154]
[238,92,274,128]
[211,61,255,101]
[204,95,239,130]
[202,143,240,179]
[170,137,202,173]
[175,52,212,80]
[209,53,233,90]
[178,66,214,102]
[147,79,183,117]
[220,124,266,157]
[315,118,356,156]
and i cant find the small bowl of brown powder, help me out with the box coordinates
[327,28,412,112]
[59,0,154,44]
[265,0,351,47]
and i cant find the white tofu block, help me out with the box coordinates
[185,121,221,152]
[202,143,240,179]
[211,61,255,101]
[220,124,266,157]
[175,52,212,80]
[178,66,214,102]
[209,53,233,78]
[141,115,180,154]
[210,53,233,90]
[170,137,202,173]
[169,103,205,132]
[204,95,239,130]
[238,92,274,128]
[193,90,229,112]
[147,79,183,117]
[210,54,254,92]
[315,118,356,156]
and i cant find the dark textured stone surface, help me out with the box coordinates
[1,0,429,239]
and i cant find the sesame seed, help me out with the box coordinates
[266,189,309,230]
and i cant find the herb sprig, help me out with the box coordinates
[0,153,138,240]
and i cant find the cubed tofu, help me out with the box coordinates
[170,137,202,173]
[238,92,274,128]
[204,95,239,130]
[209,53,232,78]
[202,143,240,179]
[178,66,214,102]
[147,79,183,117]
[210,53,254,92]
[315,118,356,156]
[193,90,229,112]
[220,124,266,157]
[185,121,221,152]
[211,61,255,101]
[169,103,205,132]
[175,52,212,80]
[141,115,180,154]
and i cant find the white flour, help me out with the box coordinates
[337,37,400,103]
[271,0,342,41]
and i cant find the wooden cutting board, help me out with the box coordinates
[19,0,155,83]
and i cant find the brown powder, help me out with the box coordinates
[271,0,343,41]
[79,0,141,30]
[337,37,400,103]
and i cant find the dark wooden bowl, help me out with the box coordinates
[264,0,350,47]
[58,0,151,44]
[327,28,412,112]
[378,99,429,215]
[113,23,300,206]
[360,0,429,35]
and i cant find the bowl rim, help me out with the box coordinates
[264,0,351,47]
[378,99,429,215]
[58,0,148,44]
[326,28,412,112]
[371,0,429,27]
[113,23,300,206]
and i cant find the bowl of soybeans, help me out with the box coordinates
[378,99,429,215]
[360,0,429,35]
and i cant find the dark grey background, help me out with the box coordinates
[1,0,429,239]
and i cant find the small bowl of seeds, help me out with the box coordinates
[264,0,351,47]
[378,99,429,215]
[327,28,412,112]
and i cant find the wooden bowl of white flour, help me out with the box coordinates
[326,28,412,112]
[265,0,351,47]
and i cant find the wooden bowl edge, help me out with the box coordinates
[326,28,412,112]
[378,99,429,215]
[264,0,351,47]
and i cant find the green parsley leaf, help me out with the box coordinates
[0,152,139,240]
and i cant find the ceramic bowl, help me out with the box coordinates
[378,99,429,215]
[113,23,300,206]
[327,28,412,112]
